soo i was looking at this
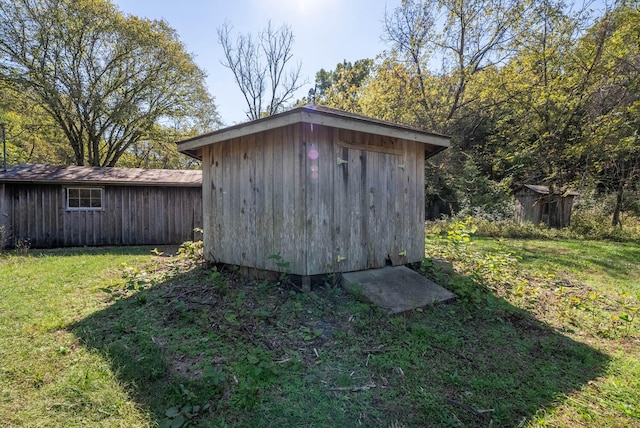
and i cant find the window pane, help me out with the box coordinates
[67,188,102,209]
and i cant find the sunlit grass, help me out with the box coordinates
[1,239,639,427]
[0,248,154,427]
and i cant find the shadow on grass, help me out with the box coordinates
[70,265,610,427]
[25,245,182,258]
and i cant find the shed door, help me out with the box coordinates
[333,142,409,272]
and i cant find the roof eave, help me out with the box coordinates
[0,178,201,187]
[177,108,450,154]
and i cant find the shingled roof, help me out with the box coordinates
[0,164,202,187]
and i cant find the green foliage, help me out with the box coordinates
[2,242,640,426]
[307,2,640,222]
[425,218,534,306]
[314,59,373,112]
[161,385,212,428]
[177,239,204,269]
[0,0,220,167]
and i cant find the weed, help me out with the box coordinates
[177,239,204,269]
[268,252,291,283]
[161,384,211,428]
[2,242,639,427]
[0,225,7,253]
[14,237,30,255]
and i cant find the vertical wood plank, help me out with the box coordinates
[400,139,412,265]
[374,137,390,267]
[0,184,7,245]
[260,131,275,270]
[365,135,379,268]
[348,141,365,272]
[415,142,426,261]
[253,132,266,269]
[385,139,399,265]
[202,146,212,256]
[231,138,243,264]
[279,125,296,272]
[332,129,349,273]
[56,187,63,247]
[239,133,256,266]
[305,124,333,275]
[270,127,284,271]
[293,123,306,274]
[213,141,224,260]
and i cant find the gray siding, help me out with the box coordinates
[0,183,202,248]
[202,122,426,276]
[514,190,575,228]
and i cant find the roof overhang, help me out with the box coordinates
[0,164,202,187]
[177,105,450,160]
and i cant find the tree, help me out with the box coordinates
[0,0,219,167]
[218,21,304,121]
[314,59,373,112]
[0,82,73,165]
[581,5,640,226]
[383,0,525,134]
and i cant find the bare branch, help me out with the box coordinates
[218,20,304,121]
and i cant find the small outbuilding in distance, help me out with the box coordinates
[177,105,450,278]
[514,184,580,228]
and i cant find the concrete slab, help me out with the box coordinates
[342,266,456,314]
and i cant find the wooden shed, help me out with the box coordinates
[0,164,202,248]
[177,105,450,277]
[514,184,579,228]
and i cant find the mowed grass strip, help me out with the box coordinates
[0,248,155,427]
[0,237,638,427]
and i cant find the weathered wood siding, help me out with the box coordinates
[0,183,202,248]
[514,190,575,227]
[202,122,426,276]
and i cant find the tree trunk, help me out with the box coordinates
[611,181,624,228]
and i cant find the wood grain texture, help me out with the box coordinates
[201,124,430,276]
[0,183,202,248]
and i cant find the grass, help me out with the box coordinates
[0,234,638,427]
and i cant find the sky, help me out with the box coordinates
[110,0,400,126]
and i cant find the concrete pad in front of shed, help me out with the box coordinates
[342,266,456,314]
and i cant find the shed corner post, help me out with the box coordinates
[301,275,311,292]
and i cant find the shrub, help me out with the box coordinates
[427,212,640,242]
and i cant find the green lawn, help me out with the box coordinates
[0,238,638,427]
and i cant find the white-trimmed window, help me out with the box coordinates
[66,188,103,210]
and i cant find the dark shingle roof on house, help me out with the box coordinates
[0,164,202,187]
